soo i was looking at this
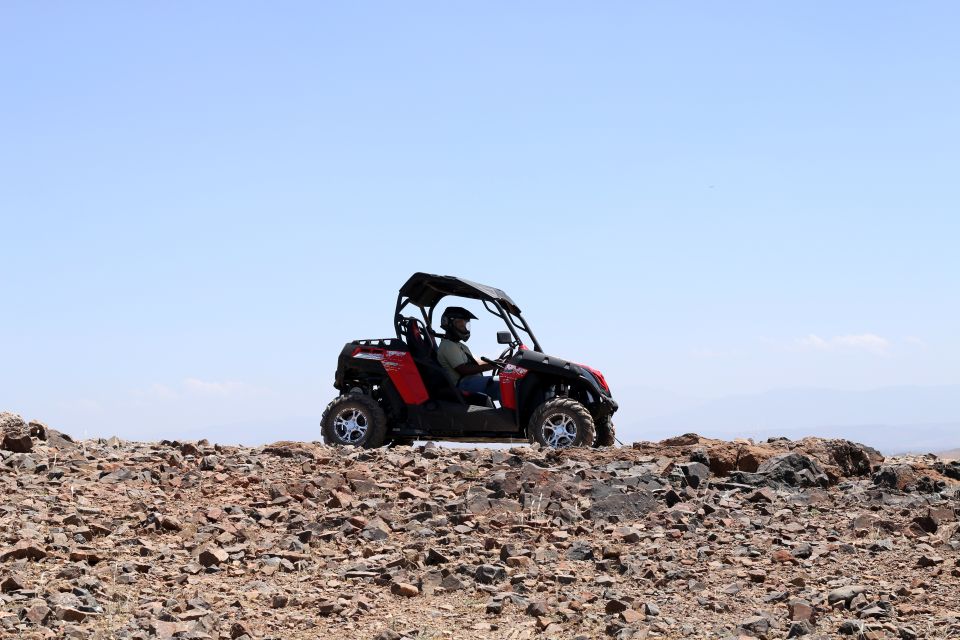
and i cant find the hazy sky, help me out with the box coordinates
[2,3,958,441]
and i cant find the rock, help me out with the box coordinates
[873,464,917,491]
[567,541,594,561]
[756,452,828,487]
[425,548,449,564]
[934,460,960,480]
[605,598,632,614]
[475,564,506,584]
[589,490,658,521]
[58,607,92,622]
[0,542,47,562]
[1,428,32,453]
[198,547,229,567]
[374,631,402,640]
[917,554,944,567]
[739,615,771,637]
[748,487,776,503]
[827,585,868,608]
[391,582,419,597]
[0,412,26,433]
[621,608,643,624]
[362,520,391,541]
[0,573,25,592]
[823,439,883,478]
[440,574,467,591]
[788,598,816,623]
[25,601,50,624]
[0,420,945,640]
[772,549,796,564]
[677,462,710,488]
[838,620,865,635]
[399,487,429,500]
[748,570,767,583]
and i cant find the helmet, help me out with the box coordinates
[440,306,477,341]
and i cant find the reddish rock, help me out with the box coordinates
[391,582,419,597]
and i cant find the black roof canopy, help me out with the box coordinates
[398,272,521,314]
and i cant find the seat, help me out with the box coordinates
[401,317,491,407]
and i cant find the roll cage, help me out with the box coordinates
[393,272,543,352]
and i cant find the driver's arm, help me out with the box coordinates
[455,360,495,377]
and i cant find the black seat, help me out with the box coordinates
[401,317,491,407]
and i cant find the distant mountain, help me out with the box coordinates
[937,448,960,460]
[620,385,960,455]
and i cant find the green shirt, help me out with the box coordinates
[438,338,474,385]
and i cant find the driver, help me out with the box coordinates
[437,306,501,403]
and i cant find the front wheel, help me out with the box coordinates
[321,395,388,448]
[594,416,616,447]
[527,398,596,449]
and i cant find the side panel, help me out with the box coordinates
[498,364,529,410]
[350,346,429,405]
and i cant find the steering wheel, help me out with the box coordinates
[482,344,516,371]
[481,356,505,371]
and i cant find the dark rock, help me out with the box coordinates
[677,462,710,488]
[825,439,883,477]
[566,541,594,561]
[756,453,828,487]
[440,574,467,591]
[917,554,944,567]
[739,615,771,637]
[474,564,506,584]
[934,460,960,481]
[589,490,657,521]
[0,543,47,562]
[1,431,32,453]
[28,421,47,440]
[198,547,229,567]
[426,548,450,565]
[827,585,867,608]
[838,620,865,635]
[0,574,25,592]
[873,464,916,491]
[605,598,630,614]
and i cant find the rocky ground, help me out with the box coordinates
[2,411,959,640]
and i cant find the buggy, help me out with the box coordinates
[321,272,618,448]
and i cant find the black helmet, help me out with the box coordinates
[440,306,477,341]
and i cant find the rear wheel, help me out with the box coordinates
[594,416,616,447]
[527,398,595,449]
[321,395,388,448]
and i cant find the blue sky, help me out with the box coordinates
[2,3,958,443]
